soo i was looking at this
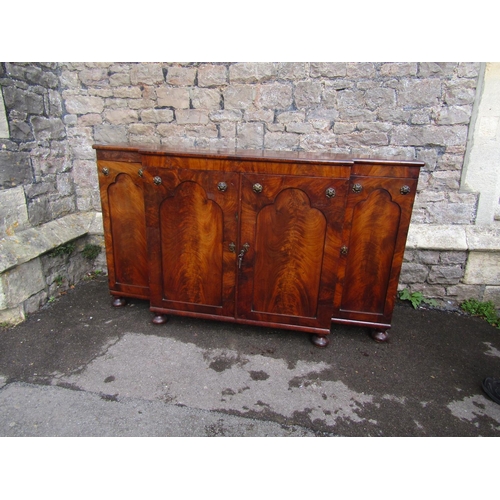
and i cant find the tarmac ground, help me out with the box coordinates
[1,275,500,437]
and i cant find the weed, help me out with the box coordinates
[55,275,63,287]
[83,270,104,280]
[82,244,101,260]
[461,299,500,328]
[398,288,438,309]
[49,242,75,258]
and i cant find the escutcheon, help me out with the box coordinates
[252,183,263,193]
[352,183,362,193]
[138,169,144,177]
[153,176,162,185]
[400,185,411,195]
[102,167,109,176]
[217,181,228,192]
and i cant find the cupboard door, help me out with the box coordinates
[332,176,419,326]
[238,174,347,332]
[97,161,149,300]
[144,167,238,318]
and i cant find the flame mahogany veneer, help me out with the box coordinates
[93,144,423,348]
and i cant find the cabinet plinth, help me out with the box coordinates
[94,144,423,347]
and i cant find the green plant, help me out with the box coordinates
[55,275,63,287]
[82,244,101,260]
[49,242,75,258]
[398,288,438,309]
[83,270,104,281]
[461,299,500,328]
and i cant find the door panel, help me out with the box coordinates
[238,174,347,330]
[145,167,238,317]
[98,161,149,299]
[333,176,418,324]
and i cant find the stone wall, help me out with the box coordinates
[1,62,499,325]
[0,63,104,324]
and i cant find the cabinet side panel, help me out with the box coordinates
[252,188,327,318]
[160,181,223,306]
[341,189,400,314]
[108,173,149,289]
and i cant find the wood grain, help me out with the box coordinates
[160,181,223,306]
[253,188,326,317]
[340,188,400,314]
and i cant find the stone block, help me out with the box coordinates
[446,284,483,303]
[364,87,396,110]
[0,305,25,325]
[63,94,104,114]
[443,80,477,106]
[175,110,209,125]
[264,132,300,150]
[30,116,66,141]
[435,106,473,125]
[229,63,277,83]
[337,131,389,148]
[391,125,468,147]
[294,81,322,107]
[79,68,109,86]
[129,64,164,85]
[3,86,44,115]
[406,224,467,251]
[198,65,228,87]
[1,258,45,307]
[346,63,376,78]
[93,124,127,144]
[397,79,442,108]
[112,87,142,99]
[156,87,190,108]
[243,110,274,122]
[208,110,243,123]
[466,226,500,252]
[236,123,263,149]
[440,251,467,265]
[104,109,138,125]
[464,252,500,285]
[483,286,500,308]
[256,83,293,110]
[286,123,314,134]
[190,88,221,110]
[277,63,308,80]
[0,151,32,188]
[427,265,464,285]
[109,73,131,87]
[399,262,430,283]
[166,66,197,86]
[418,62,458,78]
[223,85,256,111]
[0,186,29,238]
[299,133,337,151]
[380,63,418,77]
[140,109,174,123]
[310,63,347,78]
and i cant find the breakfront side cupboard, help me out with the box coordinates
[93,144,423,348]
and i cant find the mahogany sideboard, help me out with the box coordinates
[93,144,423,348]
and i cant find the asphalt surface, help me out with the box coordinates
[1,275,500,437]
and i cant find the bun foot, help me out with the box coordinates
[152,314,169,325]
[310,334,330,348]
[371,329,389,343]
[112,297,127,307]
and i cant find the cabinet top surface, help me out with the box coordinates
[92,143,425,167]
